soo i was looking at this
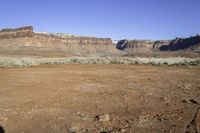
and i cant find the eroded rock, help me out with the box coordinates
[96,114,111,122]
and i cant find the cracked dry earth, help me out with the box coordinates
[0,64,199,133]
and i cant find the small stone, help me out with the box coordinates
[184,85,192,90]
[76,112,92,121]
[96,114,111,122]
[121,128,126,132]
[160,97,167,101]
[138,116,149,124]
[69,126,79,133]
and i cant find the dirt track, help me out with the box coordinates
[0,64,200,133]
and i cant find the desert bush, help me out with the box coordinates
[0,56,199,67]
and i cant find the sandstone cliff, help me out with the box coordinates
[0,26,119,56]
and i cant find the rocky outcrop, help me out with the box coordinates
[159,35,200,51]
[117,35,200,53]
[116,39,170,53]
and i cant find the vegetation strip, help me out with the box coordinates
[0,56,200,67]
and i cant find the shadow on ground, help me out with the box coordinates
[0,125,5,133]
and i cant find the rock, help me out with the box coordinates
[76,112,93,121]
[182,98,199,105]
[160,96,168,101]
[155,114,167,121]
[96,114,111,122]
[69,126,79,133]
[116,39,129,50]
[184,84,192,90]
[138,116,150,124]
[121,128,127,132]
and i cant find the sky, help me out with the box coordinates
[0,0,200,40]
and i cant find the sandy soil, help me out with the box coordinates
[0,64,200,133]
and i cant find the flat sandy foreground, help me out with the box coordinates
[0,64,200,133]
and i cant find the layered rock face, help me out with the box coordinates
[0,26,33,39]
[116,39,170,53]
[34,33,112,46]
[117,35,200,53]
[1,26,199,57]
[0,26,118,56]
[0,26,112,45]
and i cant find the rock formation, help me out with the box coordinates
[0,26,112,45]
[116,39,170,53]
[159,35,200,51]
[0,26,119,56]
[0,26,199,57]
[0,26,33,39]
[117,35,200,53]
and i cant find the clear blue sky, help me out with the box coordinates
[0,0,200,40]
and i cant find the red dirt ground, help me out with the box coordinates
[0,64,199,133]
